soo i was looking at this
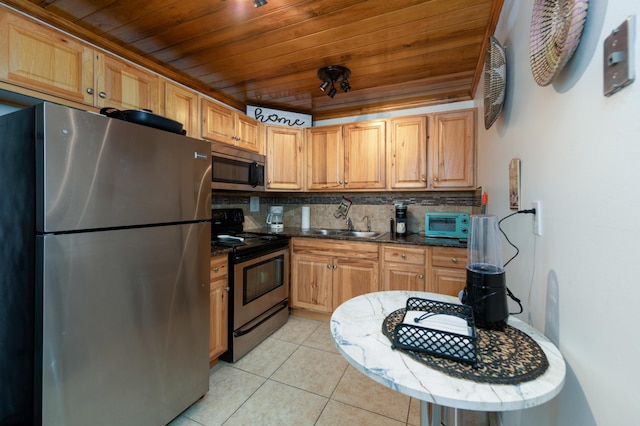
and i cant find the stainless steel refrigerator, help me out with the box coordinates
[0,102,212,425]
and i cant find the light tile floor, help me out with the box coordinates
[169,316,489,426]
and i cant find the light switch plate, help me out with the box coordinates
[249,196,259,212]
[604,15,636,96]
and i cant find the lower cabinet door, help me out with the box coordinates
[383,263,426,292]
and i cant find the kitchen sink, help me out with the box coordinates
[309,229,383,239]
[311,229,346,235]
[341,231,383,238]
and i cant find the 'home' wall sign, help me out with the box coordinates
[246,106,312,128]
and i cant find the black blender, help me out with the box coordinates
[462,214,509,330]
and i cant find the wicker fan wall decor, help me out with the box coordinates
[484,36,507,130]
[529,0,589,86]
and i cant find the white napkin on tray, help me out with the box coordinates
[403,310,471,336]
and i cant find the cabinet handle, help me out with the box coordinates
[451,258,458,264]
[419,274,424,279]
[99,91,107,98]
[86,88,94,94]
[401,253,406,259]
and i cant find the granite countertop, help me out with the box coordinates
[243,227,467,248]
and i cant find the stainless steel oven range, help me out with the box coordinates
[211,208,290,362]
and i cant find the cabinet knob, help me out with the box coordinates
[267,180,272,184]
[421,177,427,182]
[224,287,230,292]
[333,265,337,269]
[451,258,458,264]
[434,177,440,182]
[419,274,424,279]
[86,88,94,94]
[339,180,343,184]
[213,267,219,272]
[327,264,332,269]
[401,253,406,259]
[344,180,349,184]
[99,91,107,98]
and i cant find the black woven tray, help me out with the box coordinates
[391,297,478,366]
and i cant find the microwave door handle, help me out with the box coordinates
[249,161,259,187]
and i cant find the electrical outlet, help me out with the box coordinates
[532,201,542,236]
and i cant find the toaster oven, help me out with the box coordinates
[425,212,470,240]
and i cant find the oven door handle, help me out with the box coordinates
[233,300,289,337]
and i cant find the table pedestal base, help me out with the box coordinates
[421,402,493,426]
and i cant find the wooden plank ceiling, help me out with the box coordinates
[8,0,504,120]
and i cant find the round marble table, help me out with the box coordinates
[330,291,566,426]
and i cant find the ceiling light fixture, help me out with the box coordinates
[317,65,351,98]
[254,0,267,7]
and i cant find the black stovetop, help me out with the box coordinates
[211,208,288,255]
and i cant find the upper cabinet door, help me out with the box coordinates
[430,110,476,189]
[201,99,235,143]
[201,99,261,152]
[0,9,94,106]
[306,125,344,190]
[163,81,199,138]
[266,125,304,191]
[95,53,160,112]
[235,114,261,153]
[343,120,386,190]
[389,116,428,189]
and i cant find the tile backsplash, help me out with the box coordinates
[213,190,481,234]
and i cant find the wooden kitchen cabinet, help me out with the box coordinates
[0,8,94,106]
[429,109,476,189]
[209,254,229,364]
[306,120,385,191]
[428,246,467,296]
[343,120,386,190]
[381,244,427,291]
[0,8,160,112]
[201,99,261,152]
[265,125,305,191]
[306,125,343,190]
[290,238,378,314]
[162,80,199,137]
[95,52,160,112]
[388,116,428,189]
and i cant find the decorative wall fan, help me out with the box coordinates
[529,0,589,86]
[484,36,507,130]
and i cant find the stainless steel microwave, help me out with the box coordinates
[211,141,265,191]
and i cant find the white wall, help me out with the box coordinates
[479,1,640,425]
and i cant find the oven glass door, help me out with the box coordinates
[233,248,289,329]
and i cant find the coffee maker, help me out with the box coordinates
[462,214,509,330]
[266,205,284,231]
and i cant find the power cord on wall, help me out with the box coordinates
[498,208,536,315]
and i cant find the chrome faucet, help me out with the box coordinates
[346,217,354,231]
[362,216,371,232]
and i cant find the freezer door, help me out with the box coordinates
[38,222,210,426]
[36,103,211,232]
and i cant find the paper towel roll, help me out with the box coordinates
[301,206,310,229]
